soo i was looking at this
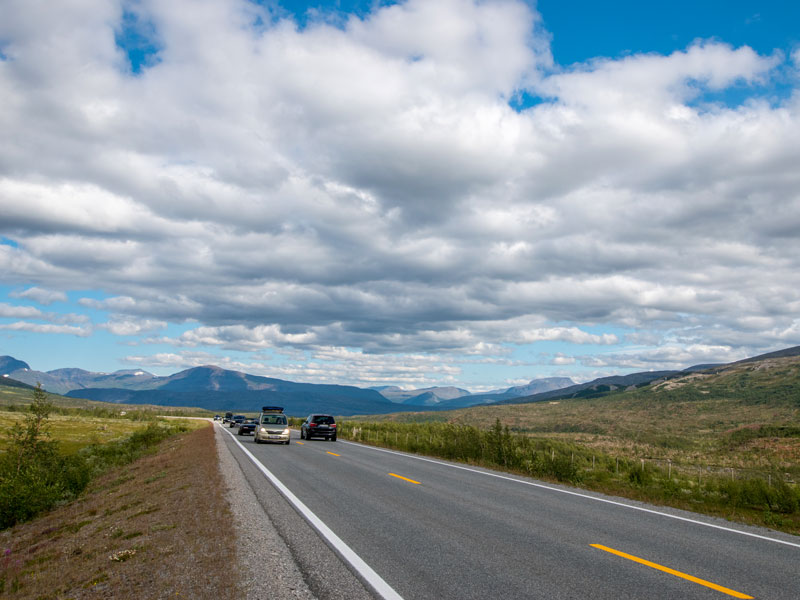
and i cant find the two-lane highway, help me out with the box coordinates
[221,425,800,599]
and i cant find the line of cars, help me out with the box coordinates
[219,407,337,444]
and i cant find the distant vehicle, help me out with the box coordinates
[238,418,258,436]
[229,415,246,428]
[213,415,221,421]
[301,414,336,441]
[223,411,233,423]
[254,406,290,445]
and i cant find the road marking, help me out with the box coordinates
[221,426,404,600]
[339,440,800,550]
[327,451,340,456]
[389,473,421,485]
[591,544,753,599]
[296,441,305,445]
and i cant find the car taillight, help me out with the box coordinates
[331,424,337,428]
[309,423,317,427]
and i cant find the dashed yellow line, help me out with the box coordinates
[591,544,753,599]
[296,441,305,445]
[389,473,421,485]
[326,451,340,456]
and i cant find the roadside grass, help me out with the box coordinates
[0,408,207,454]
[0,388,210,531]
[338,419,800,534]
[341,357,800,535]
[0,424,241,599]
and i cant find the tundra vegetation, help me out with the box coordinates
[0,385,202,531]
[340,356,800,534]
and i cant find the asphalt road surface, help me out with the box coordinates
[219,425,800,600]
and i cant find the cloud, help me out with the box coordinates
[122,346,463,388]
[0,303,44,319]
[9,287,67,305]
[100,316,168,336]
[0,322,91,337]
[1,0,799,384]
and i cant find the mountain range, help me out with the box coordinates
[0,355,577,414]
[3,345,800,415]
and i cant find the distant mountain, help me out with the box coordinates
[494,349,800,406]
[499,371,681,405]
[1,356,31,375]
[731,345,800,364]
[6,365,156,395]
[430,377,577,409]
[63,365,402,416]
[500,377,576,398]
[0,374,36,391]
[375,385,472,405]
[5,345,800,415]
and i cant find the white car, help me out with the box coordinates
[254,407,291,445]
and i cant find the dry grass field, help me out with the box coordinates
[0,409,160,455]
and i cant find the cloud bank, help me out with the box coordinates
[1,0,799,386]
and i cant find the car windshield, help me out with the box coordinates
[313,416,334,424]
[261,415,287,425]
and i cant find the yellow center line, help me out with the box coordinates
[296,441,304,445]
[389,473,421,485]
[590,544,753,599]
[326,451,340,456]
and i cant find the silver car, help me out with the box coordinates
[254,411,291,444]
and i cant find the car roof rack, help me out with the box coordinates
[260,406,284,413]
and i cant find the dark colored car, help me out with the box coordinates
[229,415,246,428]
[238,418,257,436]
[301,414,337,441]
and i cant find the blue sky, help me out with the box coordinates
[2,0,799,391]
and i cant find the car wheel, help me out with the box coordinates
[300,429,305,439]
[331,435,337,442]
[285,439,290,445]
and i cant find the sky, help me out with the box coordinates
[1,0,799,392]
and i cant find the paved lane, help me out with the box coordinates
[222,426,800,600]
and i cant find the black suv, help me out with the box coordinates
[301,414,337,441]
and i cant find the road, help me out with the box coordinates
[219,424,800,600]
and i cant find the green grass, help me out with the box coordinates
[341,355,800,534]
[0,388,198,530]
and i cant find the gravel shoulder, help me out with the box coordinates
[216,425,375,600]
[216,425,316,600]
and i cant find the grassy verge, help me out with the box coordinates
[0,424,240,600]
[338,419,800,535]
[0,388,204,531]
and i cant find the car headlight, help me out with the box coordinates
[260,427,267,433]
[282,428,290,435]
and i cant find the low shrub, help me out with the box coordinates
[0,387,187,530]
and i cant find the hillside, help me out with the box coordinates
[366,351,800,484]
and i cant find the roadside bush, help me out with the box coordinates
[0,386,187,530]
[340,417,800,532]
[715,477,800,514]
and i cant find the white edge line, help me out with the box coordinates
[340,440,800,550]
[221,426,404,600]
